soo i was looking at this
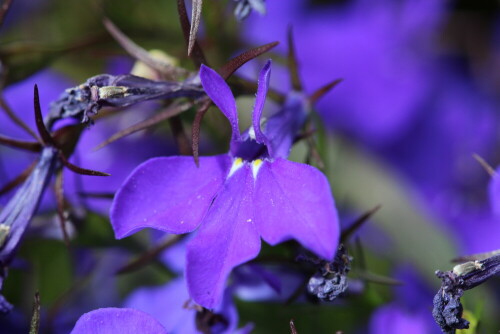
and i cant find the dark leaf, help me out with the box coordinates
[218,41,279,80]
[309,79,343,104]
[29,292,40,334]
[59,153,110,176]
[287,27,302,91]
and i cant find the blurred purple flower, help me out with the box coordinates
[111,61,339,308]
[125,277,253,334]
[242,0,446,146]
[369,267,441,334]
[369,304,433,334]
[70,308,168,334]
[489,169,500,217]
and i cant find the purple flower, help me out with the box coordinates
[242,0,446,146]
[369,267,441,334]
[70,308,167,334]
[369,304,435,334]
[125,277,253,334]
[111,61,339,308]
[489,169,500,217]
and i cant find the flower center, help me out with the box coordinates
[227,157,264,179]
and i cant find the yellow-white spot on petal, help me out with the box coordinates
[248,126,256,140]
[228,158,244,178]
[251,159,263,179]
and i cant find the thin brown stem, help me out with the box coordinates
[116,235,183,275]
[94,100,195,150]
[55,170,70,247]
[0,93,40,142]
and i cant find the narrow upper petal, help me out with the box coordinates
[254,159,339,260]
[200,65,241,146]
[186,165,261,309]
[263,91,309,159]
[252,60,272,150]
[70,308,167,334]
[111,155,231,238]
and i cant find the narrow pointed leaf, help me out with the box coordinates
[188,0,203,56]
[341,204,381,243]
[116,235,182,275]
[29,292,41,334]
[33,85,56,146]
[102,17,181,79]
[0,161,36,195]
[218,42,279,80]
[77,192,115,199]
[191,98,211,166]
[357,270,402,286]
[0,135,41,152]
[168,116,191,155]
[177,0,206,66]
[472,153,496,177]
[55,170,70,246]
[59,153,110,176]
[0,93,40,142]
[287,27,302,91]
[94,101,194,150]
[309,79,343,104]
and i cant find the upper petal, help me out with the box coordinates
[186,165,261,309]
[254,159,339,260]
[252,60,272,150]
[111,155,231,238]
[200,65,241,146]
[70,308,168,334]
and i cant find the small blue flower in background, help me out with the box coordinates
[369,267,441,334]
[111,60,339,308]
[234,0,266,20]
[71,308,168,334]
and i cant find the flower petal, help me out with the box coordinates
[111,155,231,238]
[200,65,240,146]
[489,172,500,217]
[124,278,197,334]
[264,92,309,159]
[254,159,339,260]
[252,60,272,150]
[70,308,167,334]
[186,165,261,309]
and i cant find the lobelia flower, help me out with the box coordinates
[111,60,339,308]
[70,308,168,334]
